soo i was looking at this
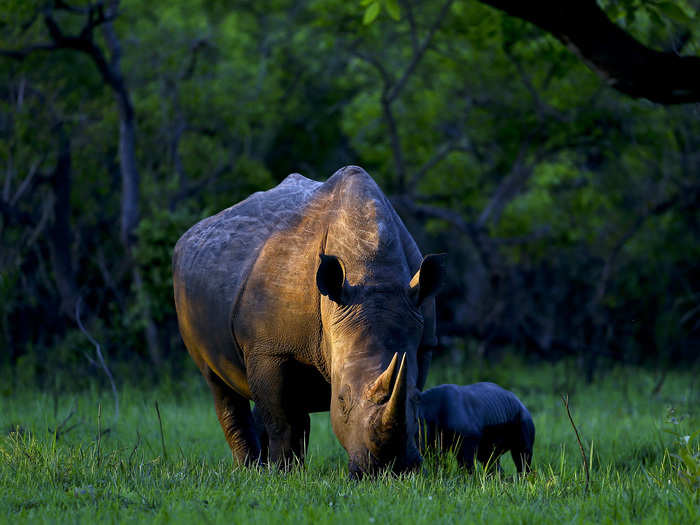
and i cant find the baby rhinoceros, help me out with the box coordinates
[418,382,534,473]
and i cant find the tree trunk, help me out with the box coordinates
[46,124,79,319]
[101,11,161,364]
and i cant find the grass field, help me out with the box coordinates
[1,358,699,524]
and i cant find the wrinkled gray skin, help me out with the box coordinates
[173,166,444,477]
[419,382,535,473]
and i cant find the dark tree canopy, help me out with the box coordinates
[478,0,700,104]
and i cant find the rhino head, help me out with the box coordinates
[317,253,444,478]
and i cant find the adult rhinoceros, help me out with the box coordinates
[173,166,444,477]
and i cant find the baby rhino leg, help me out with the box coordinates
[456,434,480,473]
[477,427,508,474]
[477,445,503,474]
[511,448,532,473]
[511,416,535,473]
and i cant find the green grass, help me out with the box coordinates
[1,359,698,524]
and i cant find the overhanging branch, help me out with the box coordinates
[478,0,700,104]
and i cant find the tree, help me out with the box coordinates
[476,0,700,104]
[1,0,697,382]
[344,0,700,372]
[361,0,700,103]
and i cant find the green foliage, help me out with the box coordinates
[1,0,698,369]
[361,0,401,24]
[664,408,700,491]
[132,207,203,324]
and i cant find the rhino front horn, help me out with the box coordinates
[381,353,407,429]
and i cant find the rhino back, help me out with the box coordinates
[420,385,480,438]
[173,173,323,395]
[460,383,527,429]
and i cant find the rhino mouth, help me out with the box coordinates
[342,352,424,479]
[348,452,423,480]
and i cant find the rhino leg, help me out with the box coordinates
[476,438,505,474]
[456,437,479,473]
[203,366,261,465]
[251,405,269,464]
[511,417,535,473]
[251,404,309,466]
[247,356,311,469]
[511,448,532,473]
[256,405,310,469]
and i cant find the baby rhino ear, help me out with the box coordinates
[408,253,447,307]
[317,254,346,304]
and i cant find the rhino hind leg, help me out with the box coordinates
[477,446,504,474]
[203,366,261,465]
[511,448,532,473]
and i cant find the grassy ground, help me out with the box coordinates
[1,358,698,524]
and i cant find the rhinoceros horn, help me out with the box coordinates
[367,352,399,403]
[381,353,407,429]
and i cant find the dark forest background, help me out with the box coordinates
[1,0,699,388]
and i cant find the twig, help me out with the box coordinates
[128,431,142,466]
[76,297,119,421]
[155,401,168,461]
[385,0,455,103]
[561,394,589,494]
[652,370,667,397]
[51,402,78,441]
[96,402,102,466]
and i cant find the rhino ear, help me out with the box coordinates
[317,254,346,304]
[408,253,446,307]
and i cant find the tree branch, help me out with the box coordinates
[76,297,119,422]
[502,45,568,122]
[408,141,462,189]
[477,136,536,228]
[400,0,420,54]
[381,94,406,192]
[592,186,699,306]
[386,0,454,103]
[478,0,700,104]
[348,47,394,87]
[0,44,59,59]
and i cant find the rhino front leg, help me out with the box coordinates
[247,357,311,469]
[456,439,478,473]
[203,366,261,465]
[251,405,269,464]
[255,404,310,469]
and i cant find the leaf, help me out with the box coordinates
[385,0,401,20]
[647,7,664,27]
[655,2,693,24]
[360,0,374,5]
[689,428,700,443]
[363,1,381,24]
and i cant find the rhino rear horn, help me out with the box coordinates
[381,353,407,429]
